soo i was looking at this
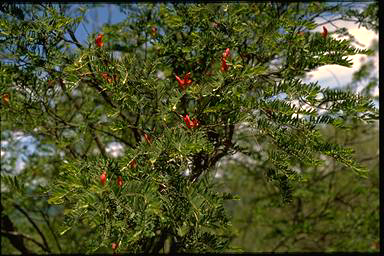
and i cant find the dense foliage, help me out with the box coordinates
[1,2,379,253]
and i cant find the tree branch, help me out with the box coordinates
[40,210,62,253]
[1,230,47,253]
[1,203,31,254]
[13,203,51,253]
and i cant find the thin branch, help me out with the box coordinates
[40,210,62,253]
[1,230,46,252]
[1,203,31,254]
[68,28,83,49]
[91,126,135,149]
[13,203,51,253]
[89,123,108,158]
[65,28,142,146]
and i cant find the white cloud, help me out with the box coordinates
[12,131,25,140]
[105,142,125,158]
[157,70,166,80]
[214,169,223,178]
[182,168,191,176]
[15,158,26,175]
[1,184,9,193]
[304,20,378,88]
[372,86,379,97]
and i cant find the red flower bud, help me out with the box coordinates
[175,72,192,90]
[183,114,191,127]
[101,72,113,83]
[129,159,137,169]
[223,48,230,58]
[112,242,118,251]
[220,57,229,72]
[47,79,55,88]
[321,26,328,39]
[183,114,199,129]
[2,93,10,105]
[151,26,157,37]
[96,34,104,47]
[220,48,230,72]
[100,171,107,186]
[192,119,199,127]
[117,176,123,188]
[144,133,152,144]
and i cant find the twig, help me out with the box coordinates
[13,203,51,253]
[91,126,135,149]
[1,230,45,252]
[40,210,62,253]
[1,203,31,254]
[89,123,108,158]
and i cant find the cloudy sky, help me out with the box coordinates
[304,19,378,96]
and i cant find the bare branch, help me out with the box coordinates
[13,203,51,253]
[1,230,47,252]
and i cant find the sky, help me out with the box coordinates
[1,3,379,178]
[304,19,378,96]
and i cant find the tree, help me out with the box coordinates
[1,2,378,253]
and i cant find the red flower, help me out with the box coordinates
[144,133,152,144]
[151,26,157,37]
[321,26,328,39]
[175,72,192,90]
[96,34,104,47]
[2,93,10,105]
[223,48,230,58]
[191,119,199,128]
[129,159,137,169]
[47,79,55,88]
[101,72,112,83]
[183,114,199,129]
[220,57,229,72]
[112,242,118,251]
[220,48,230,72]
[117,176,123,188]
[100,171,107,186]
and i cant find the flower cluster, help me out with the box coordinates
[117,176,123,188]
[321,26,328,39]
[173,49,232,128]
[144,133,152,144]
[101,72,113,83]
[151,26,157,37]
[183,114,199,129]
[99,171,124,188]
[129,159,137,169]
[96,34,103,47]
[175,72,192,90]
[100,171,107,186]
[2,93,10,105]
[221,48,230,72]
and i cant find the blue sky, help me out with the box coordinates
[70,4,126,45]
